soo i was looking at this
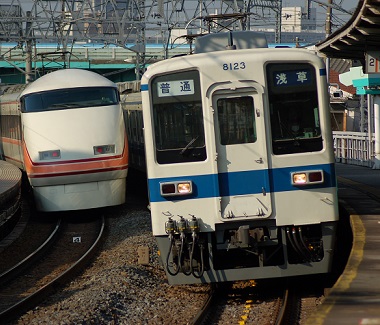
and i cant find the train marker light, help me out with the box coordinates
[161,183,176,194]
[291,170,324,185]
[39,150,61,160]
[309,171,323,182]
[160,181,193,197]
[93,144,115,155]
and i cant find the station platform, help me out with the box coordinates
[306,163,380,325]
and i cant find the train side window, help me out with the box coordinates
[266,63,323,155]
[151,70,206,164]
[217,96,256,145]
[0,115,21,141]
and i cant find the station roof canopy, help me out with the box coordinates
[316,0,380,60]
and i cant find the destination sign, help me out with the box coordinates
[272,69,312,87]
[157,80,195,97]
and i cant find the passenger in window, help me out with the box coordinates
[290,111,301,136]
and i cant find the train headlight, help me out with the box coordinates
[178,182,191,193]
[160,181,193,197]
[292,173,307,184]
[93,144,115,155]
[291,170,324,185]
[39,150,61,160]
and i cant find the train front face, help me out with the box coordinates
[20,69,128,212]
[141,48,339,285]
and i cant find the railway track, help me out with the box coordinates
[191,279,326,325]
[188,179,365,325]
[0,216,62,287]
[0,211,105,323]
[0,171,357,323]
[337,176,380,211]
[0,187,22,242]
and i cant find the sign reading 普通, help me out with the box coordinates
[157,80,194,97]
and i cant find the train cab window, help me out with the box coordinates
[217,96,256,145]
[266,63,323,155]
[151,70,206,164]
[20,87,119,112]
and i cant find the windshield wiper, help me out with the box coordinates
[180,136,199,155]
[49,103,81,109]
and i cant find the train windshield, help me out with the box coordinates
[266,63,323,155]
[20,87,119,112]
[151,70,206,164]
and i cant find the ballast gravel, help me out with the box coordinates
[14,194,211,325]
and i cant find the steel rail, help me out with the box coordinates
[0,217,62,286]
[0,215,105,323]
[190,284,216,325]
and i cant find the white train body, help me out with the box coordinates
[0,69,128,211]
[140,32,339,284]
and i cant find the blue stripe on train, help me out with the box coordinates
[147,163,336,202]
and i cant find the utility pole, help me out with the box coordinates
[325,0,332,85]
[325,0,332,37]
[25,11,34,83]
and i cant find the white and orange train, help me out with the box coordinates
[0,69,128,211]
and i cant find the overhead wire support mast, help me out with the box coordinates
[0,1,286,43]
[0,0,352,82]
[0,1,353,45]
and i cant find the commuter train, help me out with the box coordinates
[0,69,128,212]
[123,31,339,284]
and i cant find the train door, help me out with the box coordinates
[211,82,272,220]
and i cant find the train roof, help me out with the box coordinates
[143,47,320,80]
[194,31,268,53]
[21,69,116,96]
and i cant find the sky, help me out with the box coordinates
[13,0,360,33]
[17,0,360,14]
[284,0,358,12]
[282,0,359,31]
